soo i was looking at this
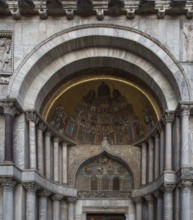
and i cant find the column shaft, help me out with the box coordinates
[37,127,44,175]
[180,106,190,167]
[163,192,173,220]
[53,200,60,220]
[53,138,59,182]
[148,138,154,183]
[68,198,76,220]
[181,181,192,220]
[154,134,159,179]
[45,132,51,179]
[159,128,164,174]
[62,142,68,185]
[26,190,36,220]
[141,142,147,185]
[148,201,154,220]
[29,120,37,169]
[157,197,163,220]
[39,197,47,220]
[135,202,142,220]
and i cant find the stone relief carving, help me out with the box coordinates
[0,33,12,74]
[78,191,131,199]
[183,23,193,62]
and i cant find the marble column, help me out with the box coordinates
[24,183,40,220]
[45,131,51,179]
[52,194,63,220]
[159,123,165,175]
[1,102,17,164]
[134,197,143,220]
[154,132,159,180]
[141,142,147,185]
[148,138,154,183]
[26,111,38,170]
[62,142,68,185]
[53,137,59,182]
[162,184,175,220]
[180,181,192,220]
[38,190,51,220]
[67,197,77,220]
[154,191,163,220]
[1,178,16,220]
[145,195,155,220]
[61,200,68,220]
[180,105,190,168]
[163,112,174,171]
[37,122,45,176]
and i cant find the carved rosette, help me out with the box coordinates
[161,184,175,193]
[0,177,17,191]
[23,182,40,193]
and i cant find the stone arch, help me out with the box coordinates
[7,24,191,112]
[73,149,138,188]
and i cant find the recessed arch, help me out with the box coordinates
[7,24,191,113]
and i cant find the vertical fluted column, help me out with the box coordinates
[162,184,175,220]
[145,195,155,220]
[141,142,147,185]
[159,123,164,175]
[180,181,192,220]
[24,183,40,220]
[38,190,51,220]
[148,138,154,183]
[62,142,68,185]
[134,197,143,220]
[52,194,63,220]
[26,111,38,169]
[1,178,16,220]
[163,112,174,171]
[67,198,77,220]
[154,132,159,180]
[45,131,51,179]
[180,105,190,168]
[37,122,45,176]
[1,102,17,164]
[53,137,59,182]
[154,191,163,220]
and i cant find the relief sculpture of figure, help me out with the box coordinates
[143,107,155,130]
[0,38,11,72]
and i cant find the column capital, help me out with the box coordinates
[148,137,154,144]
[0,177,17,189]
[45,130,52,136]
[0,102,18,116]
[37,121,46,131]
[161,184,175,193]
[144,194,155,203]
[38,189,51,197]
[133,197,143,203]
[162,111,175,124]
[53,136,60,143]
[51,194,63,201]
[179,104,192,117]
[62,142,68,147]
[178,180,192,190]
[153,190,162,198]
[26,111,39,124]
[23,182,40,192]
[67,197,77,203]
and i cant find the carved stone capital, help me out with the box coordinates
[0,102,18,116]
[157,8,165,19]
[26,111,39,124]
[163,112,175,124]
[144,194,154,202]
[0,177,17,190]
[186,8,193,19]
[126,8,135,19]
[51,194,63,201]
[133,197,143,203]
[53,136,60,143]
[38,189,51,197]
[153,190,162,198]
[96,9,104,20]
[67,197,77,203]
[37,121,46,131]
[23,182,40,193]
[38,8,48,19]
[178,180,192,191]
[10,8,21,20]
[161,184,175,193]
[180,105,190,118]
[62,142,68,147]
[65,9,74,20]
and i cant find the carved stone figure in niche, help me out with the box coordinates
[85,165,93,174]
[0,37,12,73]
[49,82,147,144]
[143,107,155,130]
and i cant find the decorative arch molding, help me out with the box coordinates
[72,147,139,189]
[7,24,191,111]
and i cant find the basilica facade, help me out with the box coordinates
[0,0,193,219]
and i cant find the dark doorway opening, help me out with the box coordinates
[87,214,126,220]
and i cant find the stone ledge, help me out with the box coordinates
[0,165,77,197]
